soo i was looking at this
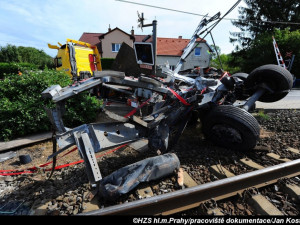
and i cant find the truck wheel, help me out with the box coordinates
[231,72,248,81]
[202,105,260,151]
[245,64,293,102]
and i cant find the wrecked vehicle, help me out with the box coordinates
[41,9,293,191]
[48,39,102,80]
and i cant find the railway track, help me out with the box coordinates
[81,147,300,216]
[1,131,300,216]
[78,110,300,216]
[1,110,300,216]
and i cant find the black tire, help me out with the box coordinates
[231,72,248,81]
[202,105,260,151]
[245,64,293,102]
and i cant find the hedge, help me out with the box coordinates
[101,58,115,70]
[0,69,102,141]
[0,62,38,79]
[0,59,115,79]
[0,44,54,70]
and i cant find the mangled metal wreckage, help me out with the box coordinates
[41,11,294,195]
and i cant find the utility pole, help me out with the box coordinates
[137,12,157,75]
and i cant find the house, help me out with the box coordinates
[79,27,152,58]
[156,36,212,70]
[79,27,212,71]
[79,27,135,58]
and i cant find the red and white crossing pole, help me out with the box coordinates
[272,36,287,69]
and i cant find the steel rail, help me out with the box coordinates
[80,158,300,215]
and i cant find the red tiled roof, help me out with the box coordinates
[79,32,206,56]
[157,37,206,56]
[157,38,189,56]
[79,32,103,46]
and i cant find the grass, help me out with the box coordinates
[257,109,270,120]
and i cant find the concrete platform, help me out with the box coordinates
[0,132,52,152]
[256,90,300,109]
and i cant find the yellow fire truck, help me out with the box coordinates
[48,39,102,81]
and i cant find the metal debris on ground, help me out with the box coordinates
[98,153,180,200]
[40,1,294,201]
[0,200,25,215]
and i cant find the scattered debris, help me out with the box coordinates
[177,168,184,187]
[39,4,294,202]
[98,153,180,200]
[42,43,293,192]
[19,154,32,164]
[0,200,25,215]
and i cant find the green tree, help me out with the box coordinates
[209,45,221,60]
[211,53,241,74]
[0,45,20,63]
[231,0,300,49]
[0,45,54,69]
[229,0,300,78]
[229,29,300,78]
[17,46,54,69]
[209,45,241,73]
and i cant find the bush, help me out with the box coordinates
[63,93,102,128]
[0,62,38,79]
[0,69,101,141]
[0,44,54,69]
[101,58,115,70]
[210,54,241,74]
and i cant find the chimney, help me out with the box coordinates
[178,36,182,39]
[108,24,111,32]
[131,26,134,36]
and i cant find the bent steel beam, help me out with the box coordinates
[47,122,142,185]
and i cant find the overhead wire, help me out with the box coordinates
[115,0,299,65]
[115,0,300,25]
[188,0,242,67]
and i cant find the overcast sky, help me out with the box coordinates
[0,0,247,57]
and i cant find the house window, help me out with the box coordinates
[194,47,201,56]
[112,43,121,52]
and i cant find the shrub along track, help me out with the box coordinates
[0,109,300,216]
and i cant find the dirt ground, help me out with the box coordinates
[0,109,300,216]
[0,109,293,174]
[0,141,82,172]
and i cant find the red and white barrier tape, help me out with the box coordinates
[0,144,127,176]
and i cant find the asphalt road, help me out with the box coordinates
[256,89,300,109]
